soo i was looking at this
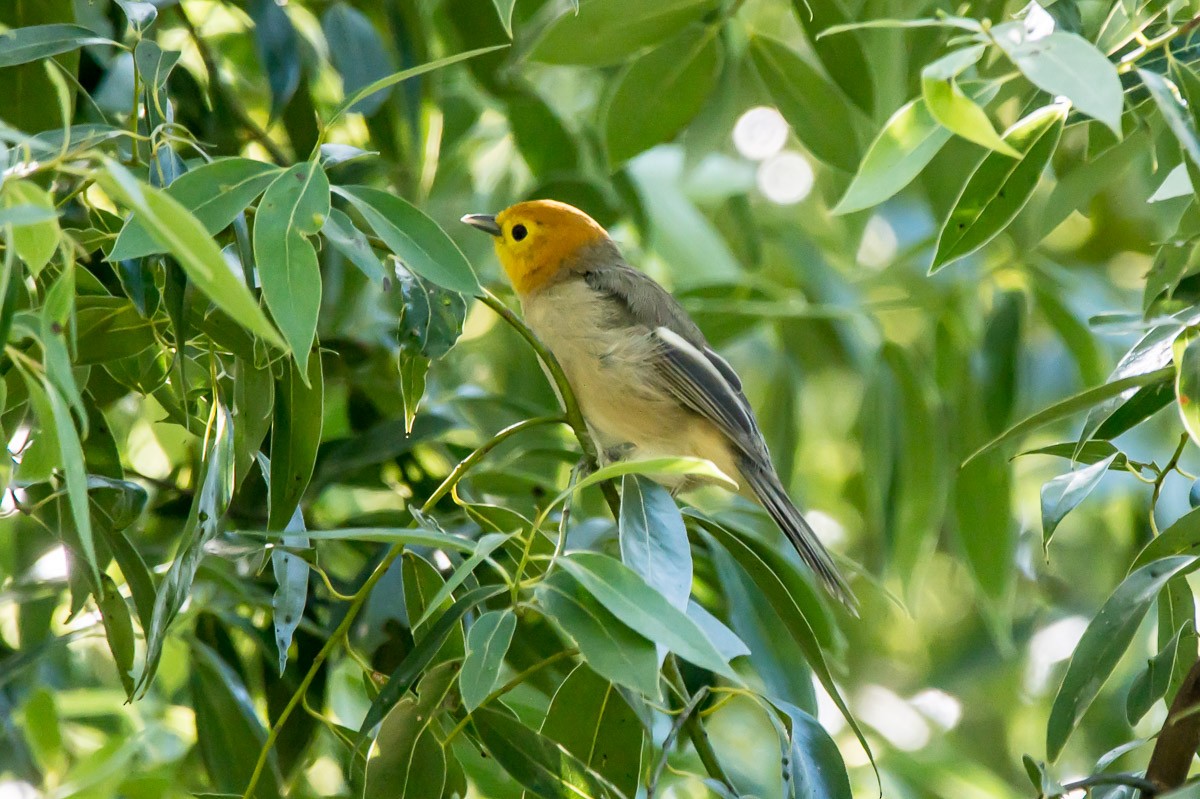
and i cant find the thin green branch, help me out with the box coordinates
[665,655,736,793]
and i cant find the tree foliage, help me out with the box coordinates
[6,0,1200,797]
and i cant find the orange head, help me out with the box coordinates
[461,200,609,294]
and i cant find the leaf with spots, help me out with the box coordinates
[270,506,309,675]
[540,665,643,798]
[1174,327,1200,447]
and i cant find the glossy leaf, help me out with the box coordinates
[992,23,1123,134]
[0,24,112,68]
[618,475,692,611]
[1175,327,1200,446]
[270,507,309,675]
[604,26,720,165]
[774,699,854,799]
[922,46,1018,157]
[833,98,952,214]
[459,609,516,711]
[932,104,1065,270]
[1040,455,1116,549]
[1127,621,1192,724]
[558,552,735,678]
[1130,507,1200,570]
[334,186,480,295]
[536,570,661,699]
[255,160,330,365]
[541,665,643,797]
[1141,69,1200,169]
[1047,556,1198,761]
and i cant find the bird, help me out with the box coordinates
[462,200,855,609]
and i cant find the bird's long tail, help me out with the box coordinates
[742,463,858,612]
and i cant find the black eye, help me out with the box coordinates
[511,223,528,241]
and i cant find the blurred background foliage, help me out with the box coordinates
[8,0,1200,797]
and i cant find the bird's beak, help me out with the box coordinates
[461,214,502,237]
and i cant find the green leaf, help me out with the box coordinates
[954,450,1014,616]
[403,552,465,663]
[503,86,581,177]
[99,160,285,350]
[536,570,661,699]
[137,406,235,695]
[232,356,274,489]
[1140,69,1200,169]
[571,456,737,496]
[685,602,748,661]
[415,533,509,627]
[833,98,953,214]
[530,0,715,66]
[246,0,299,120]
[365,662,459,799]
[604,26,720,166]
[255,160,329,366]
[322,207,385,283]
[20,370,98,587]
[619,475,691,611]
[1130,507,1200,571]
[359,585,503,740]
[558,552,735,678]
[922,46,1019,157]
[96,575,136,699]
[334,186,480,295]
[2,179,59,273]
[696,516,875,776]
[191,641,281,799]
[0,24,112,68]
[397,352,429,435]
[789,0,873,113]
[1175,327,1200,446]
[1047,556,1198,761]
[270,507,309,676]
[1127,621,1192,724]
[749,36,861,172]
[962,366,1174,465]
[459,609,516,711]
[1040,454,1116,550]
[328,45,508,125]
[111,158,280,261]
[774,700,853,799]
[1017,441,1132,470]
[931,104,1065,270]
[472,706,620,799]
[394,264,467,361]
[541,665,643,798]
[269,351,323,529]
[492,0,517,36]
[992,24,1123,135]
[322,3,393,116]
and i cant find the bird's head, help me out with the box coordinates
[462,200,609,294]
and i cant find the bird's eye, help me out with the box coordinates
[511,224,528,242]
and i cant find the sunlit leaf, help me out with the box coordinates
[1040,454,1117,550]
[922,46,1019,157]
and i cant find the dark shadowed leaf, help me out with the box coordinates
[322,3,393,116]
[247,0,300,119]
[365,661,459,799]
[541,665,643,797]
[1127,621,1192,725]
[472,706,620,799]
[789,0,873,113]
[604,26,720,166]
[269,351,323,529]
[750,36,861,172]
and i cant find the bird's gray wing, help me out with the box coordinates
[583,264,770,464]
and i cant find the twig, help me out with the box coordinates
[1143,656,1200,796]
[1060,773,1159,794]
[173,4,289,165]
[665,655,736,794]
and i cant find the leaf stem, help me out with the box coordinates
[664,655,736,793]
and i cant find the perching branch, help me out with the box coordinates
[1143,655,1200,796]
